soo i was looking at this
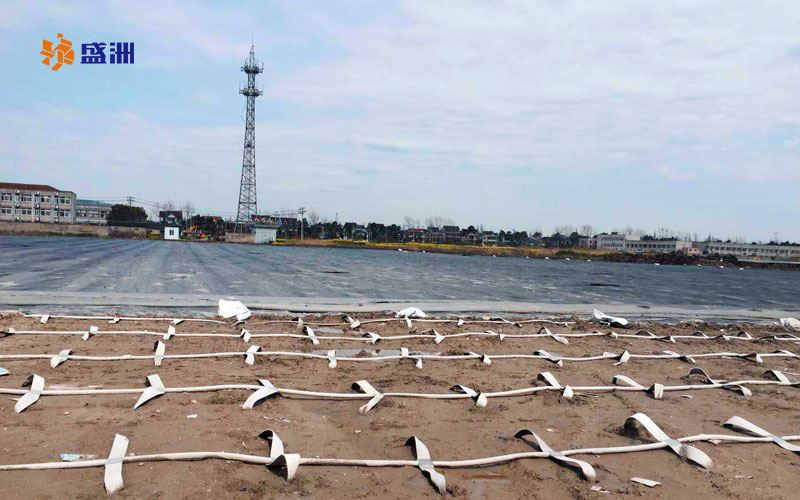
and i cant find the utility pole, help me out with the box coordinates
[236,42,263,225]
[298,207,306,240]
[127,196,133,206]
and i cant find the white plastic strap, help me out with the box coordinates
[245,345,261,365]
[163,325,176,341]
[50,349,72,368]
[153,340,165,367]
[540,327,569,345]
[722,384,751,396]
[686,367,724,385]
[243,380,279,409]
[82,325,99,341]
[352,380,383,414]
[133,374,166,409]
[515,429,596,481]
[723,416,800,453]
[534,350,563,367]
[763,370,791,384]
[343,316,361,329]
[363,332,381,344]
[327,350,337,369]
[624,413,712,468]
[612,375,645,389]
[303,326,319,345]
[487,330,506,341]
[450,384,487,407]
[259,429,286,459]
[647,383,664,400]
[405,436,446,494]
[104,434,129,493]
[744,352,763,364]
[663,350,695,364]
[260,430,301,481]
[537,372,561,389]
[15,374,45,413]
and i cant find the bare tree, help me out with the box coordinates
[308,210,320,225]
[152,200,176,221]
[580,224,594,237]
[181,201,195,221]
[425,216,445,229]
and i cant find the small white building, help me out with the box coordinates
[254,226,277,244]
[164,226,180,240]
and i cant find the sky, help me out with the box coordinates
[1,1,799,241]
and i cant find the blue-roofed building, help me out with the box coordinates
[75,199,113,225]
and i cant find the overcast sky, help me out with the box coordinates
[2,1,799,241]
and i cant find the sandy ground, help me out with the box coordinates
[0,312,799,499]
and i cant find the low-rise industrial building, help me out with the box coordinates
[595,232,630,250]
[0,182,77,224]
[254,226,278,243]
[698,242,800,261]
[75,199,113,225]
[594,233,692,253]
[625,239,692,253]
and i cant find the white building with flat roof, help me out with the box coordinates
[75,199,113,225]
[595,233,692,254]
[0,182,76,224]
[164,227,180,240]
[698,242,800,262]
[626,239,692,253]
[595,232,634,250]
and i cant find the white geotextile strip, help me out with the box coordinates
[7,326,800,346]
[0,414,798,495]
[24,312,571,328]
[1,343,797,371]
[250,315,573,328]
[2,369,796,413]
[24,314,222,324]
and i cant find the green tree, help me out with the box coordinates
[107,204,148,227]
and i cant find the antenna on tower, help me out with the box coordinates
[236,42,264,225]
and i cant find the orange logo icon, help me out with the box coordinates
[41,33,74,71]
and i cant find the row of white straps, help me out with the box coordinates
[1,338,797,369]
[24,313,572,328]
[0,413,797,495]
[2,368,796,414]
[7,324,800,346]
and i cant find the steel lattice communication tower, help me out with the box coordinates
[236,44,264,223]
